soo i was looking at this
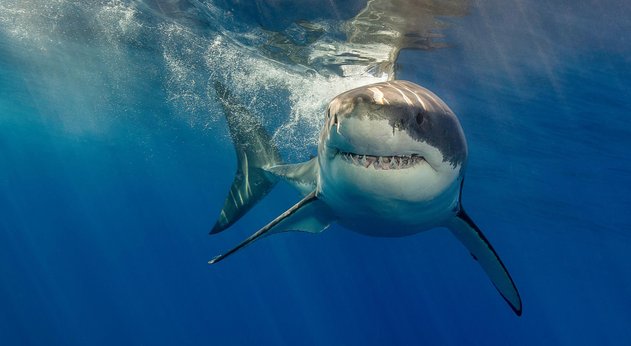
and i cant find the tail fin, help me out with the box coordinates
[211,82,282,234]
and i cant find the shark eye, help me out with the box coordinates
[416,110,427,126]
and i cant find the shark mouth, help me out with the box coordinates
[338,151,426,170]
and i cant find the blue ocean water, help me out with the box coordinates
[1,0,630,345]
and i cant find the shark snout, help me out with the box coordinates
[325,116,413,156]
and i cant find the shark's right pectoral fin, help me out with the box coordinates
[447,209,523,316]
[209,191,335,264]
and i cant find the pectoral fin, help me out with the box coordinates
[447,209,523,316]
[209,191,335,264]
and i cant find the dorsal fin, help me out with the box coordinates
[211,82,282,234]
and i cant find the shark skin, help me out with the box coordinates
[209,80,522,316]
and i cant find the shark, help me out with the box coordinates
[209,80,522,316]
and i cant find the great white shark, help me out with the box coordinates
[209,80,522,316]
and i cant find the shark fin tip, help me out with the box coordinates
[209,223,224,235]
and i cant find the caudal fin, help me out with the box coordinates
[211,82,282,234]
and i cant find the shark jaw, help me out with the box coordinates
[319,119,456,208]
[321,145,454,209]
[319,124,461,225]
[337,151,432,171]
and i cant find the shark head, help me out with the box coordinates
[318,81,468,215]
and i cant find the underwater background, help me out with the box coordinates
[1,0,630,345]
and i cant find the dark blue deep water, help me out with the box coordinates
[1,0,630,345]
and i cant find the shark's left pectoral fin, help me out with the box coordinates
[209,191,335,264]
[447,209,523,316]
